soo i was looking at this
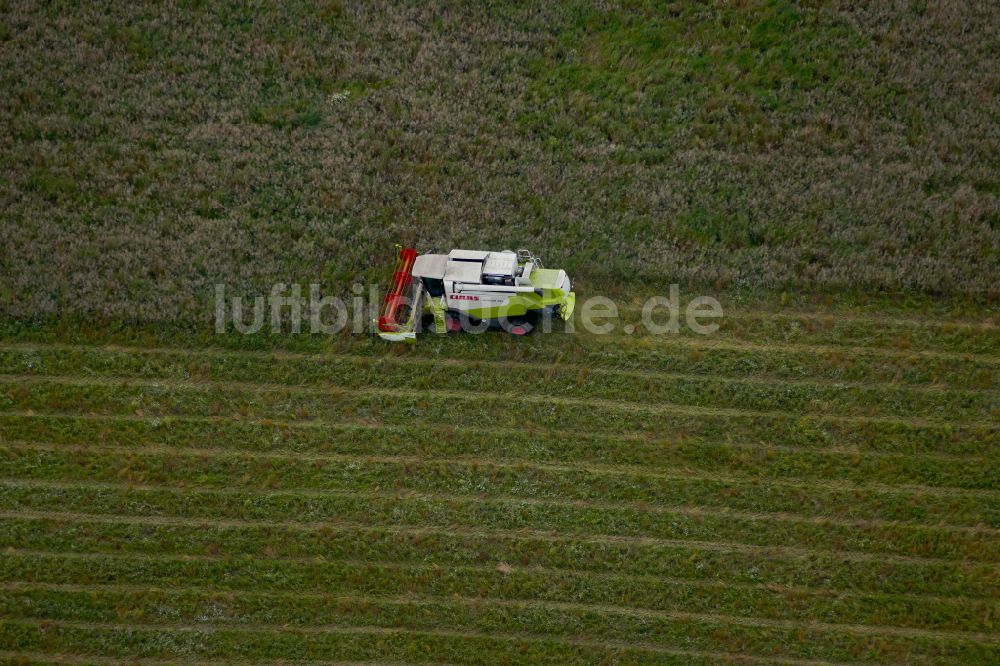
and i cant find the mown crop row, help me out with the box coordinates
[2,378,997,460]
[2,396,995,464]
[2,571,994,640]
[0,586,996,665]
[2,510,998,602]
[0,346,995,421]
[3,436,997,530]
[0,413,996,493]
[0,617,750,666]
[655,311,1000,356]
[3,332,997,392]
[0,535,996,633]
[5,614,995,666]
[1,467,996,563]
[5,306,998,359]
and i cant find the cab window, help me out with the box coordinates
[422,277,445,297]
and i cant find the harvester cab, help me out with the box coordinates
[375,246,575,343]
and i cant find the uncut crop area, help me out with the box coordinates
[1,0,999,665]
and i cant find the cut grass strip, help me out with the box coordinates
[682,311,1000,356]
[2,408,996,473]
[4,549,993,622]
[1,377,996,452]
[2,515,998,629]
[600,309,1000,357]
[2,439,996,529]
[0,347,994,421]
[0,474,996,563]
[2,507,996,600]
[3,339,997,397]
[0,588,996,665]
[4,581,996,641]
[0,617,897,666]
[5,309,998,361]
[0,618,734,666]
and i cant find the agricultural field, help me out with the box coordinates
[0,310,997,664]
[1,0,999,664]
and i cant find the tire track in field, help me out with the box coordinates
[3,581,995,644]
[3,477,995,538]
[2,507,994,568]
[2,373,996,430]
[3,342,996,396]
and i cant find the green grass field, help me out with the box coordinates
[0,312,996,664]
[1,0,999,663]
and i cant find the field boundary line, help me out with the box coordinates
[3,582,996,644]
[3,341,996,396]
[2,373,996,431]
[6,437,997,502]
[0,617,900,666]
[3,476,996,537]
[4,548,990,604]
[1,409,992,463]
[1,507,995,568]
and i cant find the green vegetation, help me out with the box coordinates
[0,0,998,663]
[0,315,997,662]
[1,1,998,321]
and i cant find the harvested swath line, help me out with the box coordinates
[4,440,997,527]
[3,406,995,463]
[2,376,995,437]
[0,422,995,506]
[3,342,997,395]
[0,478,1000,538]
[2,551,993,638]
[2,479,996,564]
[5,581,996,640]
[0,619,870,666]
[20,436,990,497]
[1,349,995,421]
[3,512,996,599]
[1,506,993,570]
[2,586,997,650]
[612,311,1000,356]
[6,310,998,360]
[0,443,1000,527]
[2,549,993,619]
[6,431,998,501]
[2,517,997,620]
[1,614,995,666]
[633,307,1000,331]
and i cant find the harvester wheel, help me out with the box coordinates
[503,318,533,336]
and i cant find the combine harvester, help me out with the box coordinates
[376,246,575,342]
